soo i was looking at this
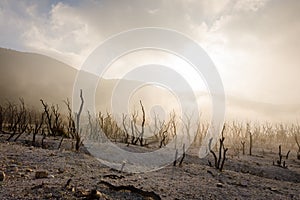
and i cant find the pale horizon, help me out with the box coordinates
[1,0,300,122]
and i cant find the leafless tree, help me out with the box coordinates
[6,101,20,138]
[291,124,300,159]
[159,120,171,148]
[208,125,228,171]
[40,99,65,138]
[7,98,29,141]
[122,114,130,145]
[295,136,300,160]
[0,105,4,132]
[133,100,146,146]
[59,98,76,149]
[74,89,84,151]
[195,122,208,147]
[182,113,192,145]
[13,98,30,141]
[273,145,289,168]
[247,123,253,156]
[28,111,45,146]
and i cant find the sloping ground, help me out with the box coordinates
[0,133,300,200]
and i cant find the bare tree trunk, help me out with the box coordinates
[241,141,245,155]
[249,132,252,156]
[295,135,300,160]
[208,125,228,171]
[75,89,84,151]
[139,100,145,146]
[0,105,3,132]
[179,144,186,167]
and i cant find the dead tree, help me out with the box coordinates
[122,114,130,145]
[159,121,171,148]
[13,98,30,141]
[148,113,169,148]
[6,102,19,140]
[273,145,289,168]
[241,141,245,155]
[133,100,146,146]
[179,143,186,167]
[130,112,137,145]
[295,135,300,160]
[51,104,64,136]
[195,122,209,147]
[41,127,47,148]
[40,99,65,139]
[40,99,53,135]
[290,125,300,160]
[59,98,76,149]
[208,125,228,171]
[7,99,28,141]
[247,123,253,156]
[30,111,45,146]
[0,105,4,132]
[74,89,84,151]
[182,113,192,144]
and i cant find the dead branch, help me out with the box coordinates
[208,125,228,171]
[98,180,161,200]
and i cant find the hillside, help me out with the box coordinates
[0,48,122,112]
[1,47,300,122]
[0,48,77,107]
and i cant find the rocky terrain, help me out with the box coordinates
[0,133,300,200]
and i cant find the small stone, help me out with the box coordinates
[0,171,5,181]
[45,193,53,198]
[216,183,223,188]
[26,168,34,173]
[9,165,19,172]
[12,167,18,172]
[58,168,65,174]
[35,171,48,179]
[88,189,106,199]
[270,187,278,192]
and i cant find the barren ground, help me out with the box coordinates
[0,133,300,200]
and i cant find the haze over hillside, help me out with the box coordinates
[0,47,300,122]
[0,48,117,112]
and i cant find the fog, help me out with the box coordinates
[1,0,300,122]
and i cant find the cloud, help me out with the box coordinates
[0,0,300,106]
[207,0,300,104]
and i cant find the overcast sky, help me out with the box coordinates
[0,0,300,106]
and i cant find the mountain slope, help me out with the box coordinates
[0,48,78,106]
[1,47,299,122]
[0,48,143,112]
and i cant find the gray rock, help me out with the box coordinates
[35,171,48,179]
